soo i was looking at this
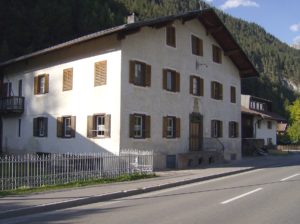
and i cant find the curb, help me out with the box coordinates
[0,167,256,220]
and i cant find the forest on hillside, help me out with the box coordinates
[1,0,300,117]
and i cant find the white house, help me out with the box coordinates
[241,94,285,146]
[0,9,258,169]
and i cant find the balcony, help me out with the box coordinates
[0,96,25,115]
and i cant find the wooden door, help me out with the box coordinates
[189,113,203,151]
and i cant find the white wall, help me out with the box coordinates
[120,19,242,161]
[254,117,277,145]
[2,46,122,154]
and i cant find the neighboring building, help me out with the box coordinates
[241,95,286,146]
[0,9,258,169]
[277,122,288,136]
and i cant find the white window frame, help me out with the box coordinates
[134,62,143,86]
[134,115,143,138]
[167,117,174,138]
[64,117,72,137]
[166,70,173,91]
[192,77,199,95]
[38,75,46,94]
[96,115,105,137]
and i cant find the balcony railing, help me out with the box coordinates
[0,96,25,114]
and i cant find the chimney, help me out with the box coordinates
[127,12,138,24]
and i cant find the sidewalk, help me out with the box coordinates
[1,154,299,219]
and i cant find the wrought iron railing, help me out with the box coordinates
[0,96,25,114]
[202,137,224,153]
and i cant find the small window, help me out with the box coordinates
[94,61,107,86]
[229,121,238,138]
[166,26,176,47]
[191,35,203,56]
[87,114,111,138]
[163,116,180,138]
[33,117,48,137]
[57,116,76,138]
[230,86,236,103]
[129,114,151,139]
[211,81,223,100]
[129,60,151,87]
[190,75,204,96]
[211,120,222,138]
[63,68,73,91]
[163,69,180,92]
[212,45,222,63]
[257,120,261,129]
[34,74,49,95]
[267,121,272,129]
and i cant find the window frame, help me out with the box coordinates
[212,45,222,64]
[57,116,76,138]
[190,75,204,96]
[129,114,151,139]
[267,121,272,129]
[163,69,180,92]
[34,74,49,95]
[230,86,236,103]
[211,120,223,138]
[211,81,223,100]
[33,117,48,137]
[229,121,239,138]
[191,35,203,56]
[129,60,151,87]
[166,25,176,48]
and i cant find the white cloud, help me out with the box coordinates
[204,0,213,2]
[293,35,300,44]
[220,0,259,10]
[290,23,300,32]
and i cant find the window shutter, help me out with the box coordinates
[34,77,38,95]
[44,117,48,137]
[200,78,204,96]
[94,61,107,86]
[191,35,196,54]
[175,72,180,92]
[189,76,193,94]
[129,60,135,84]
[63,68,73,91]
[219,83,223,100]
[198,38,203,56]
[145,115,151,138]
[211,82,214,98]
[211,120,215,137]
[219,121,223,138]
[166,26,176,47]
[104,114,111,138]
[57,117,63,138]
[33,118,38,137]
[228,121,232,138]
[44,74,49,93]
[145,64,151,87]
[87,116,94,138]
[163,116,167,138]
[176,117,181,138]
[163,69,167,90]
[129,114,135,138]
[70,116,76,138]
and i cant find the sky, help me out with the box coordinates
[204,0,300,46]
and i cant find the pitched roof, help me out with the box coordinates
[0,9,258,78]
[241,106,286,122]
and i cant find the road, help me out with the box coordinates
[3,159,300,224]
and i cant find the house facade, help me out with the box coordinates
[0,9,258,169]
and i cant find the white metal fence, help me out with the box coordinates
[0,150,153,191]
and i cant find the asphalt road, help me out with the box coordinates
[3,159,300,224]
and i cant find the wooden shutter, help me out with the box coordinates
[87,115,95,138]
[57,117,63,138]
[44,74,49,93]
[176,117,181,138]
[163,116,167,138]
[145,64,151,87]
[166,26,176,47]
[200,78,204,96]
[70,116,76,137]
[219,83,223,100]
[33,118,38,137]
[34,77,38,95]
[163,69,167,90]
[44,117,48,137]
[189,76,193,94]
[145,115,151,138]
[129,60,135,84]
[175,72,180,92]
[129,114,135,138]
[219,121,223,138]
[94,61,107,86]
[198,38,203,56]
[211,82,214,98]
[104,114,111,138]
[63,68,73,91]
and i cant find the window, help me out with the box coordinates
[2,82,12,97]
[191,35,203,56]
[211,81,223,100]
[230,86,236,103]
[163,69,180,92]
[257,120,261,129]
[63,68,73,91]
[87,114,111,138]
[129,114,151,139]
[212,45,222,63]
[211,120,223,138]
[34,74,49,95]
[33,117,48,137]
[229,121,239,138]
[129,60,151,87]
[267,121,272,129]
[166,26,176,47]
[57,116,76,138]
[163,116,180,138]
[190,75,204,96]
[94,61,107,86]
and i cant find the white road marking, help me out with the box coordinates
[221,188,263,205]
[280,173,300,182]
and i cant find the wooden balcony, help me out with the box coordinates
[0,96,25,115]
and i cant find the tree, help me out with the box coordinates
[287,98,300,143]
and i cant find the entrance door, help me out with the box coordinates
[189,113,203,151]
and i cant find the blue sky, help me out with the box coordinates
[204,0,300,46]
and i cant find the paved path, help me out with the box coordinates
[1,154,299,219]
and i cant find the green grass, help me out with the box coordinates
[0,172,156,198]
